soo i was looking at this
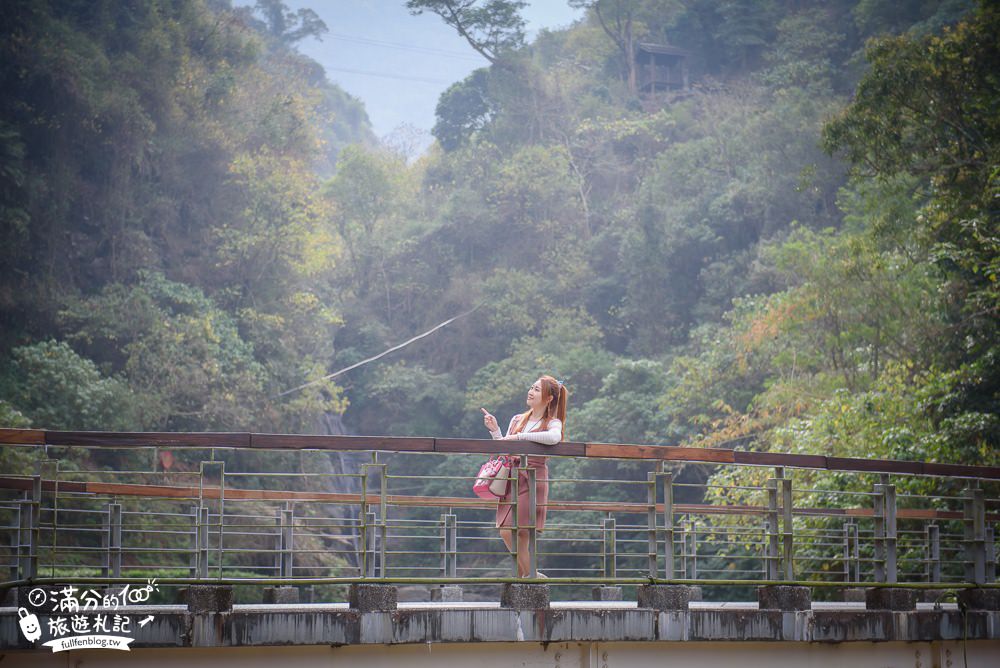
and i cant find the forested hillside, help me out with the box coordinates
[1,0,997,493]
[0,0,375,434]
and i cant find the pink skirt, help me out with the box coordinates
[495,457,549,532]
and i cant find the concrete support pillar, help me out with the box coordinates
[263,586,299,604]
[841,587,866,603]
[636,584,693,611]
[592,586,623,601]
[179,585,234,613]
[864,587,916,610]
[757,585,811,611]
[500,583,549,609]
[348,584,397,612]
[430,585,463,602]
[957,588,1000,610]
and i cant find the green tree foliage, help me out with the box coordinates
[406,0,527,65]
[573,358,670,444]
[819,0,1000,459]
[673,2,998,525]
[244,0,329,45]
[569,0,684,93]
[58,272,341,431]
[713,0,778,72]
[325,145,410,301]
[0,340,140,430]
[823,3,1000,353]
[433,68,495,150]
[2,0,993,504]
[2,0,995,588]
[0,0,369,431]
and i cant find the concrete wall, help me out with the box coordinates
[2,640,998,668]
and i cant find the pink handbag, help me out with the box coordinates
[473,455,512,499]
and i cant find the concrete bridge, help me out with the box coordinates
[0,427,998,666]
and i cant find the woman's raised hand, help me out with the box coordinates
[481,407,499,432]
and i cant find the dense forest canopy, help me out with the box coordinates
[0,0,997,492]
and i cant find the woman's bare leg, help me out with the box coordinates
[499,528,533,577]
[500,528,513,552]
[515,529,531,576]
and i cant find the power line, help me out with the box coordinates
[323,65,454,85]
[327,32,484,62]
[274,303,484,399]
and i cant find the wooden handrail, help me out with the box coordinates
[0,475,992,521]
[1,427,998,479]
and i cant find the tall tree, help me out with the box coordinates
[571,0,640,93]
[406,0,527,66]
[823,0,1000,357]
[570,0,681,94]
[247,0,329,45]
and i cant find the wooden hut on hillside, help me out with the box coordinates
[635,42,690,94]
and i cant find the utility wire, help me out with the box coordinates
[326,32,484,61]
[322,65,454,85]
[274,302,484,399]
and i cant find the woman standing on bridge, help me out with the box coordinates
[481,375,568,577]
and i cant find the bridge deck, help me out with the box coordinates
[0,598,991,650]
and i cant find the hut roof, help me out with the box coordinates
[636,42,691,57]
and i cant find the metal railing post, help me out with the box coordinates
[274,502,293,578]
[106,502,122,578]
[661,469,674,579]
[849,521,860,581]
[199,460,225,578]
[197,505,210,579]
[781,476,794,580]
[440,513,457,579]
[963,487,986,584]
[926,524,941,584]
[364,511,377,577]
[873,483,886,582]
[8,499,20,581]
[526,465,537,578]
[439,513,447,577]
[358,461,368,576]
[188,505,199,577]
[38,459,58,578]
[378,465,387,578]
[765,479,780,580]
[688,519,698,580]
[646,471,656,578]
[509,460,520,578]
[842,522,850,582]
[885,483,897,583]
[602,516,616,579]
[218,460,226,578]
[361,463,387,577]
[17,477,40,580]
[986,526,996,583]
[274,507,283,576]
[679,520,689,578]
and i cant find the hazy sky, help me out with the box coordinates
[284,1,583,150]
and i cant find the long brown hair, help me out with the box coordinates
[510,375,568,440]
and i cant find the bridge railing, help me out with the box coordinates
[0,428,997,597]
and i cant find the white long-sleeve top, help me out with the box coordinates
[490,414,563,445]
